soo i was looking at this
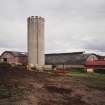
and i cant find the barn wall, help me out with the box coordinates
[18,56,28,65]
[0,52,27,65]
[1,53,16,64]
[86,55,98,62]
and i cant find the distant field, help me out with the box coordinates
[66,71,105,89]
[67,71,105,79]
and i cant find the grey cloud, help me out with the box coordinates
[0,0,105,54]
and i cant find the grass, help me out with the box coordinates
[67,71,105,79]
[66,71,105,90]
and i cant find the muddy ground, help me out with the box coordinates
[0,68,105,105]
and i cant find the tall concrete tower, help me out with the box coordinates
[27,16,45,67]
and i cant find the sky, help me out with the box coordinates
[0,0,105,55]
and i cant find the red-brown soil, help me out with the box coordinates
[0,68,105,105]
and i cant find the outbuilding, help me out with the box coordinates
[0,51,27,65]
[45,52,99,70]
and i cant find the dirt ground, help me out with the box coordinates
[0,68,105,105]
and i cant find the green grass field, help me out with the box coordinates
[67,71,105,79]
[66,71,105,90]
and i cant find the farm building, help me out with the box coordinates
[45,52,99,69]
[0,51,27,65]
[1,51,105,71]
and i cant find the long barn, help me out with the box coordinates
[45,52,99,69]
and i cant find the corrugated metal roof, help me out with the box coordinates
[45,53,98,65]
[1,51,27,57]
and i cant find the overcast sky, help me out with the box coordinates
[0,0,105,55]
